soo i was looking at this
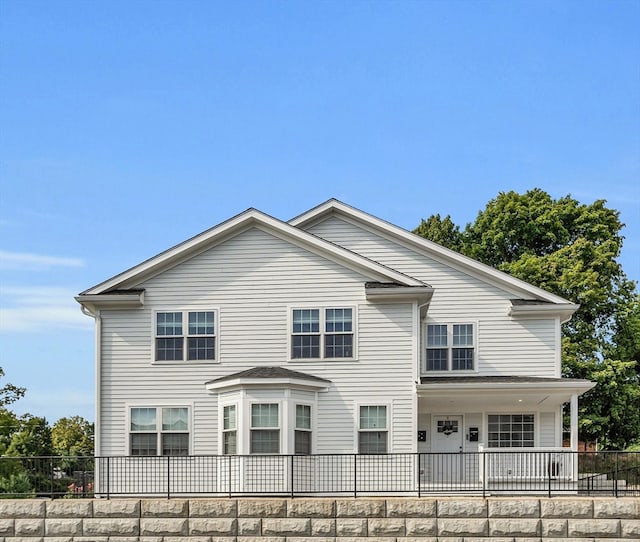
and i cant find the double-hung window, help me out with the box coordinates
[292,307,354,359]
[425,323,475,371]
[488,414,534,448]
[222,405,237,455]
[156,310,216,362]
[294,404,312,455]
[130,407,189,456]
[358,405,388,454]
[250,403,280,454]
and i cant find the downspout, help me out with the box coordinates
[81,305,101,457]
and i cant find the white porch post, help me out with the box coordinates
[570,393,579,482]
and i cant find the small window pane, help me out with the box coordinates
[250,429,280,454]
[325,334,353,358]
[157,312,182,335]
[162,407,188,431]
[223,431,237,454]
[131,408,156,431]
[295,430,311,455]
[487,414,535,447]
[360,405,387,429]
[156,338,183,361]
[251,404,278,428]
[358,431,387,454]
[188,337,215,360]
[188,311,215,335]
[452,348,474,370]
[427,324,447,347]
[453,324,473,346]
[224,405,236,430]
[292,335,320,359]
[162,433,189,456]
[296,404,311,429]
[131,433,157,456]
[326,308,352,332]
[426,349,448,371]
[293,309,319,333]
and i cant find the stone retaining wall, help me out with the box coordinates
[0,497,638,541]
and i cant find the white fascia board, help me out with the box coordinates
[75,291,144,314]
[417,380,595,395]
[205,377,330,393]
[509,302,580,323]
[290,199,574,306]
[80,208,424,295]
[365,285,434,304]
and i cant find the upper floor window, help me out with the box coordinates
[156,310,216,362]
[130,406,189,456]
[425,323,474,371]
[291,308,354,359]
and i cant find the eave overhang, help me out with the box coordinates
[75,290,145,314]
[365,282,434,305]
[509,300,580,324]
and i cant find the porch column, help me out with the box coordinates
[570,393,578,451]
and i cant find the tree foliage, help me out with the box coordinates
[52,416,94,457]
[414,188,640,449]
[0,367,26,407]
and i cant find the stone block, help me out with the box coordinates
[368,518,406,536]
[287,538,335,542]
[165,538,214,542]
[237,518,261,535]
[0,521,14,536]
[140,518,189,536]
[83,518,139,536]
[621,519,640,538]
[541,498,593,518]
[262,518,310,536]
[287,498,334,517]
[141,499,189,517]
[44,519,82,537]
[237,537,284,542]
[4,538,44,542]
[466,538,513,542]
[189,518,237,536]
[405,518,437,536]
[437,518,488,537]
[189,499,237,518]
[488,498,540,518]
[45,537,74,542]
[93,499,140,517]
[397,538,438,542]
[46,500,92,518]
[238,499,287,517]
[387,498,437,517]
[14,519,44,537]
[336,499,385,517]
[311,519,335,536]
[489,518,540,537]
[336,518,367,536]
[437,498,487,518]
[0,500,45,518]
[336,538,396,542]
[594,499,640,518]
[568,519,620,537]
[72,537,109,542]
[541,519,567,537]
[137,538,164,542]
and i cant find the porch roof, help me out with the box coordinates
[417,375,594,410]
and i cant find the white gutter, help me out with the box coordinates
[80,305,100,457]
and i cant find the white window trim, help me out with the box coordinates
[485,412,537,448]
[151,308,220,364]
[248,400,282,455]
[219,401,238,455]
[287,305,358,362]
[423,320,478,374]
[125,402,193,456]
[354,401,392,454]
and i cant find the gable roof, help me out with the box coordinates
[78,207,427,296]
[289,199,575,306]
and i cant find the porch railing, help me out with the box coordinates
[0,451,638,498]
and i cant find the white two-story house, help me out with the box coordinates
[76,199,593,494]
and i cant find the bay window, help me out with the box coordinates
[250,403,280,454]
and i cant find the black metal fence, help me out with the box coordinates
[0,451,638,498]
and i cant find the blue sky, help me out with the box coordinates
[1,1,638,423]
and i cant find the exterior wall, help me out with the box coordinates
[306,216,560,378]
[1,497,638,540]
[98,227,416,456]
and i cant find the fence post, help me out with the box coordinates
[106,457,110,500]
[614,451,619,497]
[228,455,232,497]
[417,453,421,498]
[50,457,54,498]
[167,456,171,499]
[548,452,552,498]
[482,451,486,498]
[290,455,295,498]
[353,454,357,498]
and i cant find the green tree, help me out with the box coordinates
[52,416,94,457]
[414,188,640,448]
[413,214,463,252]
[4,415,52,457]
[0,367,25,407]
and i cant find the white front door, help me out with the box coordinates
[431,415,464,482]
